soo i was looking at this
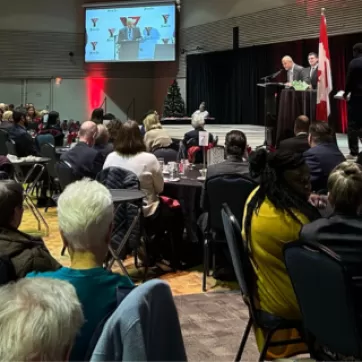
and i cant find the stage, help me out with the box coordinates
[163,124,351,156]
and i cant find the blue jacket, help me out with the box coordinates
[90,279,187,362]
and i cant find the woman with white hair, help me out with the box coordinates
[0,278,84,361]
[27,179,133,361]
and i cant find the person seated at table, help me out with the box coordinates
[107,119,123,143]
[243,148,321,359]
[140,109,159,137]
[27,179,134,361]
[0,278,84,361]
[143,112,172,152]
[192,101,209,120]
[8,108,39,157]
[61,121,104,180]
[278,115,310,154]
[1,110,13,129]
[90,107,104,125]
[303,122,345,192]
[94,124,113,158]
[61,120,68,131]
[37,111,64,147]
[26,105,39,123]
[0,180,60,279]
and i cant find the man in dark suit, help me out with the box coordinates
[282,55,310,86]
[8,109,38,157]
[345,43,362,159]
[279,115,310,154]
[308,52,319,89]
[303,122,345,192]
[61,121,105,180]
[117,20,142,42]
[94,124,113,159]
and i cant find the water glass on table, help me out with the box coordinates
[157,158,165,172]
[179,159,190,178]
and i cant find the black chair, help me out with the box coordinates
[55,160,78,191]
[0,130,9,156]
[202,173,257,291]
[221,204,304,361]
[284,240,362,360]
[5,140,17,156]
[153,147,178,164]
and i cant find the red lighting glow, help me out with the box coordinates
[86,77,105,113]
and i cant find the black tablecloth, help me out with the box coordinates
[276,89,317,146]
[163,168,204,244]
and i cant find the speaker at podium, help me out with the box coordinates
[116,39,140,61]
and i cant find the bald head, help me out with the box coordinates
[282,55,294,71]
[78,121,97,146]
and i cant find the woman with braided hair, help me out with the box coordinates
[243,148,321,359]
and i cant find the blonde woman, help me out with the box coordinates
[143,112,172,152]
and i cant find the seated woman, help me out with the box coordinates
[0,180,61,279]
[243,149,320,359]
[143,112,172,152]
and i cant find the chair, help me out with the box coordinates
[35,133,55,151]
[5,140,17,156]
[221,204,304,361]
[55,160,78,191]
[153,147,178,164]
[284,240,362,360]
[202,174,257,291]
[0,130,9,156]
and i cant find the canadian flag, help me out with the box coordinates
[316,9,333,122]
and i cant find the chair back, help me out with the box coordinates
[40,143,57,178]
[55,160,78,190]
[221,204,258,320]
[205,173,257,236]
[0,130,9,156]
[5,140,17,156]
[36,134,55,151]
[284,240,362,358]
[153,147,178,164]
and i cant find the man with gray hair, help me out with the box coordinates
[94,124,113,158]
[27,179,133,361]
[61,120,105,179]
[282,55,310,86]
[0,278,84,361]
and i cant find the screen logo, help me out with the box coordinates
[162,38,170,44]
[145,27,153,36]
[120,16,141,27]
[162,14,170,24]
[91,18,99,27]
[108,28,116,37]
[90,42,98,51]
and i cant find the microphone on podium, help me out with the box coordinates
[261,69,283,81]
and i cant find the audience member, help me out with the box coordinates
[0,180,60,279]
[26,105,38,122]
[303,122,345,192]
[61,121,104,179]
[0,103,7,112]
[61,120,68,131]
[104,120,163,217]
[94,124,113,158]
[0,108,3,122]
[27,179,133,361]
[107,119,122,143]
[140,109,159,136]
[37,111,64,146]
[90,108,104,124]
[279,115,310,154]
[0,278,84,361]
[0,111,13,129]
[8,104,14,112]
[103,113,116,121]
[143,112,172,152]
[243,149,320,359]
[8,108,39,157]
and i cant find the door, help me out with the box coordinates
[26,79,51,110]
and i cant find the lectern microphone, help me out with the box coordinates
[261,69,283,81]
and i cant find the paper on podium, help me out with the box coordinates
[199,131,209,146]
[334,90,350,100]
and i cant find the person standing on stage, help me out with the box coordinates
[282,56,310,86]
[345,43,362,159]
[308,52,319,89]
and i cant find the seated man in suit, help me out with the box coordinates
[282,55,310,86]
[279,115,310,154]
[8,109,38,157]
[94,124,113,159]
[61,121,104,179]
[303,122,345,192]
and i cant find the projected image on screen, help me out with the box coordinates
[85,3,176,63]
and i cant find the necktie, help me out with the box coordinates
[289,70,293,83]
[128,28,132,40]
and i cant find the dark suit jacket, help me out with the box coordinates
[8,124,38,157]
[300,214,362,317]
[183,128,214,147]
[279,133,310,154]
[309,66,319,89]
[61,142,105,180]
[286,64,310,84]
[118,26,142,42]
[345,55,362,97]
[0,121,12,130]
[201,156,251,209]
[94,143,113,159]
[303,143,346,192]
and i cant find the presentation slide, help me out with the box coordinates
[85,3,176,63]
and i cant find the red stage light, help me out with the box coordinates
[86,76,105,113]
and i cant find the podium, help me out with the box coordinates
[117,41,140,61]
[257,82,285,146]
[276,89,317,146]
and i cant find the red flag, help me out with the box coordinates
[316,9,333,122]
